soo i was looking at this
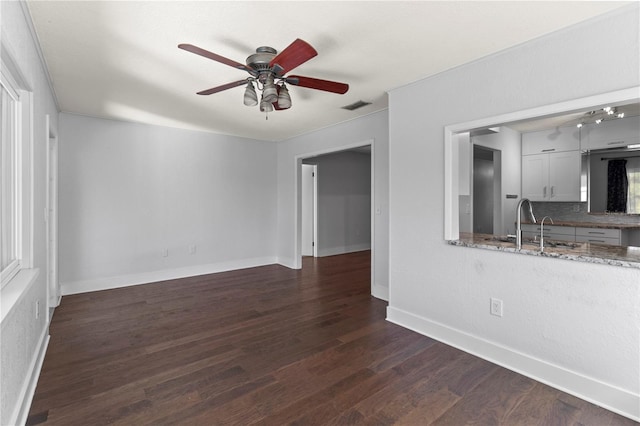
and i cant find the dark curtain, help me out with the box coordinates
[606,159,628,212]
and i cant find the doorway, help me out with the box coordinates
[473,145,502,234]
[295,141,375,293]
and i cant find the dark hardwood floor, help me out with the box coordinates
[28,251,637,425]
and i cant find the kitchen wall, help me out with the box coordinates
[387,4,639,421]
[532,201,640,225]
[59,113,278,294]
[304,150,371,257]
[0,2,59,425]
[276,110,389,300]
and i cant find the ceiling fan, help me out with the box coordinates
[178,39,349,116]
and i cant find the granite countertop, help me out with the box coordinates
[451,232,640,269]
[521,220,640,229]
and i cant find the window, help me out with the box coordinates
[1,66,22,287]
[627,157,640,214]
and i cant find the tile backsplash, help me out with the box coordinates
[531,202,640,225]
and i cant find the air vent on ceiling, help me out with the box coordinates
[342,100,371,111]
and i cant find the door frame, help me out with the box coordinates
[301,163,318,257]
[45,114,60,312]
[294,139,375,290]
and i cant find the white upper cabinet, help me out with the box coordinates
[522,151,581,201]
[521,154,548,200]
[522,125,581,155]
[521,124,582,202]
[580,115,640,151]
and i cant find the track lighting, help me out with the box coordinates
[575,106,626,128]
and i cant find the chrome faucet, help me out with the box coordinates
[516,198,536,250]
[539,216,554,252]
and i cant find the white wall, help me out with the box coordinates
[276,110,389,300]
[472,127,522,235]
[0,2,59,425]
[59,113,278,294]
[304,151,371,257]
[387,5,639,421]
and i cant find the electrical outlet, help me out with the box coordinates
[161,248,168,257]
[35,300,40,319]
[189,245,196,255]
[490,298,503,317]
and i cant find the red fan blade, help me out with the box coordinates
[196,80,248,95]
[269,39,317,76]
[179,43,252,73]
[285,76,349,94]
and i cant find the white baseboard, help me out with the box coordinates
[317,243,371,257]
[12,330,49,426]
[277,257,298,270]
[386,306,640,422]
[372,283,389,301]
[61,257,277,295]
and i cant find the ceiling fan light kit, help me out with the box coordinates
[179,39,349,119]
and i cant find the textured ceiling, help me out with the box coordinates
[26,1,630,141]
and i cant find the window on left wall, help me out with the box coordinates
[1,63,28,288]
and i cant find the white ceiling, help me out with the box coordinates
[26,1,630,141]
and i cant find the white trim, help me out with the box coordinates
[60,257,277,295]
[11,331,49,426]
[444,87,640,240]
[25,91,34,269]
[277,257,297,269]
[45,114,60,310]
[371,284,389,302]
[312,164,318,258]
[370,142,376,294]
[0,86,34,288]
[387,306,640,422]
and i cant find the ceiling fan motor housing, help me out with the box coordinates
[246,47,277,81]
